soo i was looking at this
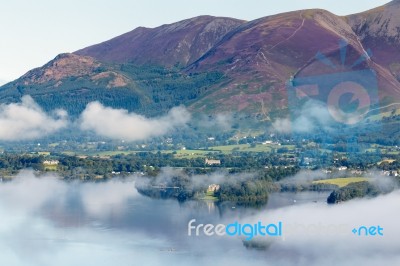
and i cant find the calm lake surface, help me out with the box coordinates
[0,175,398,266]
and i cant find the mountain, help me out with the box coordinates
[75,16,244,67]
[2,2,400,119]
[188,9,372,115]
[0,53,223,116]
[347,0,400,96]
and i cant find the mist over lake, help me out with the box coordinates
[0,171,398,266]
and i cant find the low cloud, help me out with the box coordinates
[79,179,138,217]
[0,95,67,140]
[135,167,254,192]
[272,118,291,134]
[79,102,191,141]
[196,113,234,130]
[273,100,333,133]
[246,191,400,266]
[278,169,328,185]
[0,170,67,212]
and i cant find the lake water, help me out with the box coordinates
[0,174,398,266]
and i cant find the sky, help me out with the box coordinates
[0,0,392,83]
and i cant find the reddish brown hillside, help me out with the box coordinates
[75,16,244,66]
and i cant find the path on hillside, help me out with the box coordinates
[268,12,305,52]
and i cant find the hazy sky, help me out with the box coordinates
[0,0,391,82]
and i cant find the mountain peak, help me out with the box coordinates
[386,0,400,6]
[348,0,400,41]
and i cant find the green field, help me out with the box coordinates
[43,164,58,171]
[60,143,296,159]
[378,159,396,165]
[62,150,138,157]
[199,190,218,201]
[208,144,293,154]
[369,107,400,121]
[88,151,138,156]
[170,149,217,159]
[312,177,370,188]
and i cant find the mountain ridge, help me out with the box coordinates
[75,15,245,66]
[2,1,400,118]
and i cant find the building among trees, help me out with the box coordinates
[205,158,221,165]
